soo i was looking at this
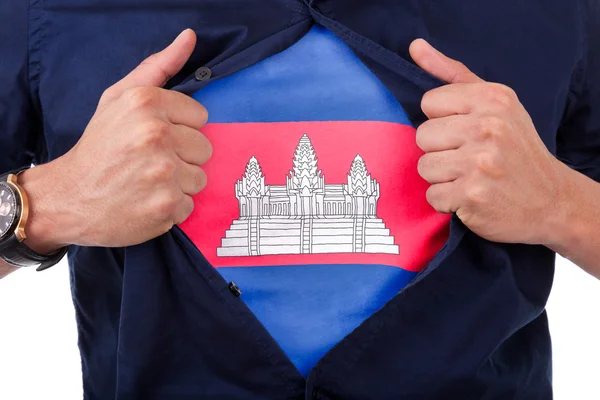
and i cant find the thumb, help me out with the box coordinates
[409,38,483,84]
[106,29,197,99]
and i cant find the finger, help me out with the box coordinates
[421,83,487,118]
[423,82,520,119]
[418,150,463,184]
[409,38,484,84]
[416,115,472,152]
[107,29,196,99]
[175,160,207,195]
[172,125,213,166]
[159,90,209,131]
[426,181,460,214]
[173,194,195,225]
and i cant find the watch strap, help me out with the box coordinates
[0,167,68,271]
[0,166,29,180]
[0,234,68,271]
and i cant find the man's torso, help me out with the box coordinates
[21,0,583,398]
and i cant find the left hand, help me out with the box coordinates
[409,39,567,245]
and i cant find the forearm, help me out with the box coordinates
[543,162,600,278]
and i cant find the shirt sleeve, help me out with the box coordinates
[556,0,600,183]
[0,0,44,173]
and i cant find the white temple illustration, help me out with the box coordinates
[217,134,399,257]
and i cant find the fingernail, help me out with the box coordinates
[174,29,190,43]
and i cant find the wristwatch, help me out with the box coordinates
[0,168,68,271]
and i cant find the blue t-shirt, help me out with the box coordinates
[182,25,450,376]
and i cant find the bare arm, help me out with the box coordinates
[544,164,600,279]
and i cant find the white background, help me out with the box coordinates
[0,256,599,400]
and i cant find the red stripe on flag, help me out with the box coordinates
[180,121,450,273]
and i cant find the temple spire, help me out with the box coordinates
[348,154,374,196]
[238,156,266,197]
[289,134,323,195]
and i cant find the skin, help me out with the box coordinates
[1,29,210,277]
[409,39,600,278]
[1,32,599,280]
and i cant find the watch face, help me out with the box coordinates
[0,182,18,238]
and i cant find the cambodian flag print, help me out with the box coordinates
[179,25,450,376]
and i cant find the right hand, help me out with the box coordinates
[22,29,212,250]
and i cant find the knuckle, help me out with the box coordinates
[161,220,175,234]
[154,190,180,218]
[139,53,170,86]
[142,53,160,67]
[476,151,499,173]
[415,123,430,150]
[425,186,441,210]
[488,84,516,108]
[178,198,195,224]
[171,92,209,129]
[205,140,214,162]
[194,168,208,193]
[427,185,453,214]
[100,87,119,104]
[417,154,429,176]
[479,115,508,140]
[425,186,436,205]
[421,90,435,113]
[453,69,471,83]
[187,167,207,194]
[147,158,176,183]
[453,60,467,71]
[198,133,214,163]
[498,83,517,98]
[124,87,159,109]
[197,103,209,127]
[476,148,505,178]
[139,120,170,147]
[465,184,487,205]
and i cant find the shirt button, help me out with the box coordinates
[195,66,212,81]
[228,281,242,297]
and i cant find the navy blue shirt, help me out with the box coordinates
[2,1,600,399]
